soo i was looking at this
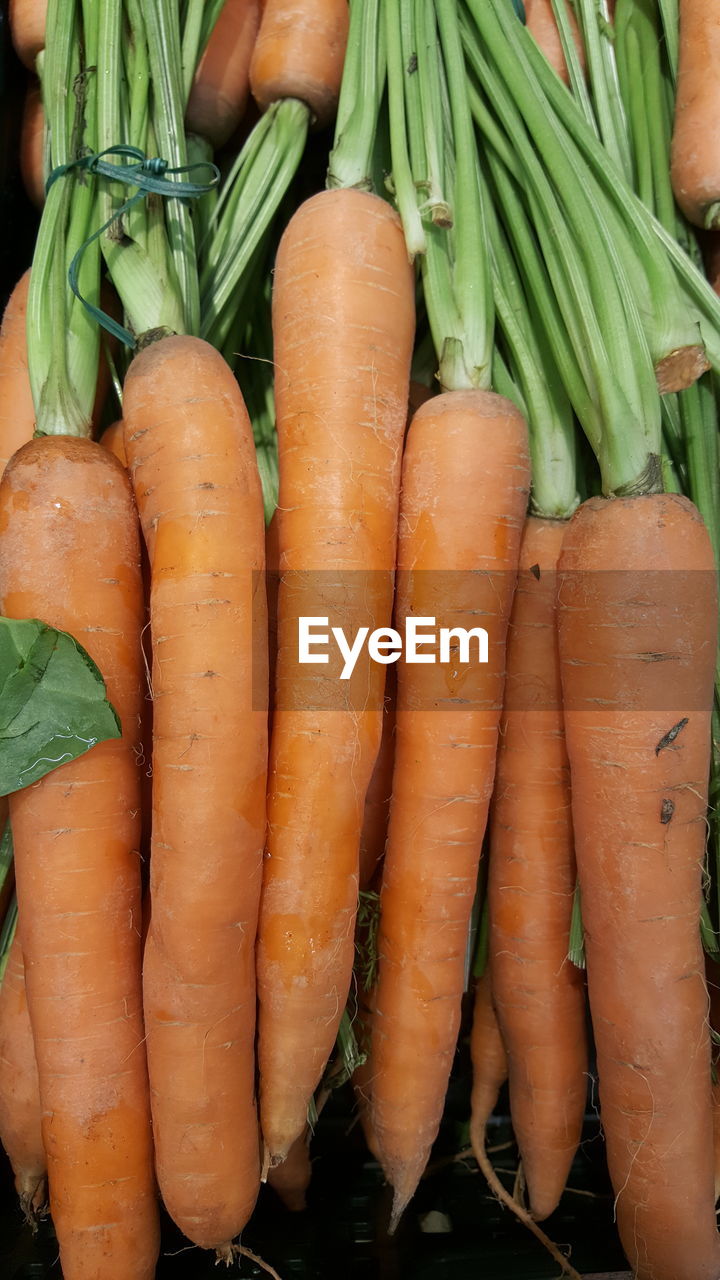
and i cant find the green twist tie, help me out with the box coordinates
[45,145,221,348]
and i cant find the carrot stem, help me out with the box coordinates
[548,0,595,123]
[199,98,309,350]
[28,0,100,435]
[327,0,386,192]
[573,0,632,182]
[143,0,199,333]
[435,0,492,389]
[384,0,425,257]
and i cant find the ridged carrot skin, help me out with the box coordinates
[558,493,720,1280]
[123,336,268,1257]
[488,516,587,1222]
[186,0,261,149]
[0,436,159,1280]
[249,0,349,127]
[258,188,414,1164]
[0,928,46,1220]
[0,271,35,476]
[369,390,530,1227]
[469,967,508,1154]
[671,0,720,227]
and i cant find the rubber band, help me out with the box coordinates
[45,145,220,347]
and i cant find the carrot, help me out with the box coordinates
[523,0,585,85]
[0,926,46,1222]
[470,964,583,1280]
[20,80,45,210]
[122,335,268,1259]
[671,0,720,228]
[266,508,280,730]
[359,667,395,891]
[0,436,159,1280]
[557,493,720,1280]
[369,390,530,1228]
[488,516,587,1222]
[8,0,46,70]
[258,187,414,1166]
[100,419,127,468]
[0,271,35,477]
[249,0,349,127]
[186,0,261,150]
[469,967,507,1155]
[706,958,720,1201]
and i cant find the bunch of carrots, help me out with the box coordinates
[1,2,720,1279]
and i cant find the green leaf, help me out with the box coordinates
[0,617,121,795]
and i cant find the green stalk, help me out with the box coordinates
[471,0,720,376]
[199,99,310,350]
[96,0,185,340]
[613,0,677,237]
[0,898,17,987]
[482,170,577,518]
[679,377,720,568]
[144,0,200,333]
[28,0,92,436]
[656,0,679,81]
[548,0,595,127]
[463,24,659,495]
[414,0,451,222]
[573,0,632,182]
[180,0,205,103]
[384,0,425,256]
[470,85,602,450]
[435,0,493,389]
[327,0,387,191]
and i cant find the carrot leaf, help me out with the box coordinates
[0,618,121,796]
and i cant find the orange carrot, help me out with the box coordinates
[469,967,508,1155]
[470,962,583,1280]
[0,436,159,1280]
[0,271,35,477]
[100,419,127,467]
[369,390,529,1228]
[0,927,46,1222]
[671,0,720,227]
[488,516,587,1222]
[123,335,268,1259]
[186,0,261,149]
[249,0,349,127]
[258,187,414,1166]
[20,80,45,210]
[523,0,585,85]
[359,667,395,891]
[9,0,46,70]
[706,958,720,1201]
[558,493,720,1280]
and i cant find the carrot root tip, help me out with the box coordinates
[470,1129,582,1280]
[18,1177,48,1231]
